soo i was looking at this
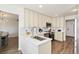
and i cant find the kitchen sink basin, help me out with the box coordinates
[33,36,45,41]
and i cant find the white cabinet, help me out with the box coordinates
[38,14,47,27]
[29,11,34,27]
[43,16,47,27]
[24,9,53,28]
[25,39,51,54]
[52,17,65,42]
[48,17,52,23]
[41,15,46,27]
[55,32,64,41]
[46,16,53,26]
[52,18,56,27]
[59,17,64,28]
[24,9,34,27]
[38,14,42,27]
[52,17,64,28]
[56,17,60,27]
[54,17,60,27]
[39,41,51,54]
[40,15,44,27]
[46,16,49,23]
[33,12,39,27]
[24,9,30,27]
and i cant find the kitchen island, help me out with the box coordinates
[23,35,52,54]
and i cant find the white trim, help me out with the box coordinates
[65,17,76,54]
[74,18,77,54]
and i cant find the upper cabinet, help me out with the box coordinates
[29,11,34,27]
[33,12,39,27]
[24,9,53,28]
[39,15,47,27]
[52,17,64,28]
[43,15,47,27]
[48,17,52,23]
[46,16,53,27]
[56,17,60,27]
[51,18,56,27]
[59,17,64,28]
[41,15,46,27]
[24,9,30,27]
[38,14,42,27]
[38,14,51,27]
[24,9,34,27]
[46,17,48,23]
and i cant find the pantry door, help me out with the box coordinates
[66,20,75,37]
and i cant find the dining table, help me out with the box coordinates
[0,31,9,49]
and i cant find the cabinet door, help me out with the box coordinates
[39,41,51,54]
[43,16,46,27]
[24,9,30,27]
[29,11,34,27]
[59,17,64,28]
[44,16,47,27]
[33,12,39,27]
[52,18,56,27]
[38,14,42,27]
[51,18,54,27]
[40,15,43,27]
[55,32,63,41]
[46,16,49,23]
[41,15,46,27]
[56,17,60,27]
[48,17,51,23]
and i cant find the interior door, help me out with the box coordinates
[66,20,75,37]
[63,19,75,54]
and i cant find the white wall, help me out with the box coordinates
[0,13,18,37]
[0,5,25,51]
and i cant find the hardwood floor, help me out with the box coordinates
[0,36,74,54]
[51,40,64,54]
[63,36,74,54]
[51,36,74,54]
[0,37,19,54]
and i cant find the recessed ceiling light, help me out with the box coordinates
[39,5,43,8]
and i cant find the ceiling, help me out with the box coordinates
[21,4,77,17]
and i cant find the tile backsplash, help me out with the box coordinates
[25,27,64,37]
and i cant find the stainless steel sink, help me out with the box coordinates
[33,36,45,41]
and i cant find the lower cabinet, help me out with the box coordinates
[55,32,64,41]
[24,39,51,54]
[39,41,51,54]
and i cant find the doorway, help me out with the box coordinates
[0,10,19,54]
[64,19,75,54]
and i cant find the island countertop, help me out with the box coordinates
[26,35,52,46]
